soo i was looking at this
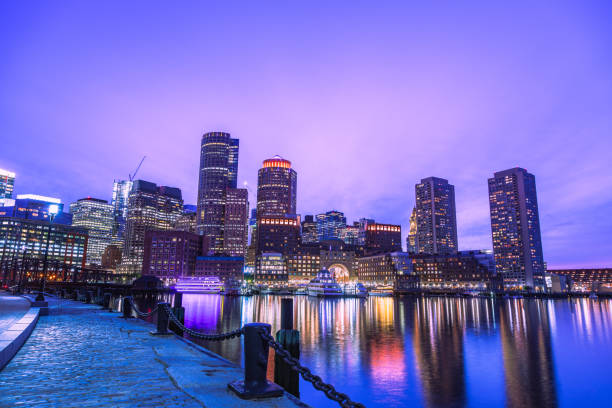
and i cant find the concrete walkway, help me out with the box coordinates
[0,292,30,333]
[0,298,305,408]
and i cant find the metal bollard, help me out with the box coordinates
[173,292,183,308]
[275,298,300,397]
[121,296,133,318]
[228,323,284,399]
[151,302,171,335]
[103,293,112,310]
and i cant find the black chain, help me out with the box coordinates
[162,303,243,341]
[127,297,159,317]
[258,329,366,408]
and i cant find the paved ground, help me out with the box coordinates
[0,297,304,408]
[0,293,30,333]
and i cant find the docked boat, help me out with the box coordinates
[174,276,223,294]
[307,269,343,297]
[369,285,394,296]
[342,282,368,298]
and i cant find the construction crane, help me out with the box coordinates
[129,156,146,181]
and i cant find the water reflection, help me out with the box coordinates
[176,295,612,408]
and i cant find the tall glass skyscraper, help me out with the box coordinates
[488,167,545,290]
[256,156,297,217]
[407,207,418,253]
[0,168,15,199]
[223,188,249,257]
[111,179,133,240]
[70,197,114,265]
[415,177,458,254]
[316,210,347,241]
[196,132,239,252]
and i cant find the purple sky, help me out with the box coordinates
[1,2,611,268]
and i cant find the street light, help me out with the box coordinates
[35,204,59,301]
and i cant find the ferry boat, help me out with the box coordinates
[342,282,368,298]
[174,276,223,294]
[307,269,343,297]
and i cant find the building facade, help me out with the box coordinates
[142,230,206,281]
[357,252,412,286]
[0,217,88,284]
[0,168,15,199]
[415,177,458,255]
[488,168,545,290]
[316,210,346,241]
[70,197,114,265]
[286,245,321,284]
[112,180,133,240]
[196,132,239,251]
[223,188,249,257]
[0,194,72,225]
[195,256,244,281]
[364,223,402,255]
[255,252,287,285]
[407,207,418,253]
[121,180,183,275]
[174,212,197,233]
[256,216,300,256]
[548,268,612,292]
[300,215,318,244]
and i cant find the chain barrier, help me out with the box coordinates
[258,329,366,408]
[126,297,159,318]
[162,303,243,341]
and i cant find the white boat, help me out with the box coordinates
[342,282,368,298]
[174,276,223,294]
[307,269,343,297]
[369,285,394,296]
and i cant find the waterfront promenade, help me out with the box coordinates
[0,294,305,408]
[0,294,30,333]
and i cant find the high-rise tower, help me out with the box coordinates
[415,177,458,254]
[256,156,297,217]
[196,132,239,251]
[0,168,15,200]
[70,197,114,265]
[488,167,545,290]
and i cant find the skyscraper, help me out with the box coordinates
[415,177,458,254]
[316,210,347,241]
[196,132,239,251]
[300,215,318,244]
[0,168,15,199]
[407,207,419,253]
[223,188,249,257]
[488,167,545,290]
[121,180,183,275]
[70,197,114,265]
[111,179,133,240]
[256,156,297,217]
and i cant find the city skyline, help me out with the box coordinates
[2,2,612,269]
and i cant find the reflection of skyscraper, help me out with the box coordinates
[415,177,458,254]
[196,132,239,251]
[499,300,557,408]
[412,298,466,407]
[488,168,545,290]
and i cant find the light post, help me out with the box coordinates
[35,204,59,301]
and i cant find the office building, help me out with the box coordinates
[142,230,207,281]
[223,188,249,257]
[196,132,239,251]
[70,197,114,265]
[101,244,122,270]
[357,252,412,286]
[195,256,243,281]
[0,168,15,199]
[316,210,347,241]
[255,252,287,285]
[0,217,88,284]
[300,215,318,244]
[121,180,183,275]
[286,245,321,284]
[256,216,300,255]
[256,156,297,217]
[112,180,133,239]
[407,207,418,253]
[0,194,72,225]
[339,225,361,246]
[364,222,402,254]
[488,168,545,290]
[548,268,612,292]
[415,177,458,254]
[174,212,197,233]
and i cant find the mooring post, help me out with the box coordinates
[169,293,185,336]
[151,302,171,335]
[86,290,93,304]
[103,292,112,310]
[274,298,300,397]
[121,296,133,318]
[228,323,284,399]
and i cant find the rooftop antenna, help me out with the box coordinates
[129,156,146,181]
